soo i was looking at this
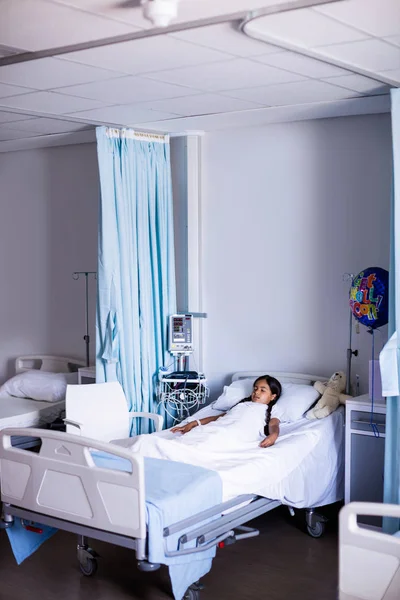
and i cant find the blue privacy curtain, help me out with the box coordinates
[95,127,176,433]
[383,89,400,527]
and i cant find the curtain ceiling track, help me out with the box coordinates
[105,128,169,143]
[0,0,341,67]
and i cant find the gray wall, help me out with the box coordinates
[0,143,98,382]
[201,114,392,397]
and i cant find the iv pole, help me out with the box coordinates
[343,273,358,395]
[73,271,97,367]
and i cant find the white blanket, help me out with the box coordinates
[126,402,322,502]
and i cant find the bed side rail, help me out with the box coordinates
[339,502,400,600]
[0,428,146,540]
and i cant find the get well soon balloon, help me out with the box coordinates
[349,267,389,330]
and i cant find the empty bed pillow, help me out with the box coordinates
[0,370,78,402]
[213,378,320,422]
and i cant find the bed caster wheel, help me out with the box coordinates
[79,556,98,577]
[306,520,325,538]
[184,582,203,599]
[77,544,99,577]
[184,588,200,600]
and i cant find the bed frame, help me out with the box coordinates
[232,371,323,385]
[3,355,86,450]
[15,355,86,374]
[0,371,332,600]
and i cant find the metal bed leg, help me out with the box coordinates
[0,504,14,529]
[77,535,99,576]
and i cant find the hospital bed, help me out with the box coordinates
[0,370,345,600]
[0,355,85,449]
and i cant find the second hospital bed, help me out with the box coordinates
[0,370,345,599]
[0,355,85,449]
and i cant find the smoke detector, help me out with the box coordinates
[141,0,180,27]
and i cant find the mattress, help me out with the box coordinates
[120,402,345,509]
[0,396,65,430]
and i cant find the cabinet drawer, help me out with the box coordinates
[350,410,385,434]
[350,432,385,527]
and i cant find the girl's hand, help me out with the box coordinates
[171,421,198,434]
[259,434,278,448]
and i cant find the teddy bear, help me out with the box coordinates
[306,371,352,420]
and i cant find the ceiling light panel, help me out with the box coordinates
[145,58,306,91]
[0,0,139,52]
[62,36,231,75]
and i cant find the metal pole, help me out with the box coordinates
[73,271,96,367]
[346,310,353,395]
[177,355,185,372]
[343,273,358,395]
[84,273,90,368]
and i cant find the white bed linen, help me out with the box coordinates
[115,402,344,508]
[0,396,65,430]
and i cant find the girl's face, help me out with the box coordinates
[251,379,277,405]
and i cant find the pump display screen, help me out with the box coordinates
[169,314,193,353]
[173,318,184,338]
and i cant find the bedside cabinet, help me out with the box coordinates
[345,394,386,527]
[77,366,96,384]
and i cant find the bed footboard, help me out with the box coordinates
[0,428,146,540]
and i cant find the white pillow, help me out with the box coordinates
[214,378,255,411]
[0,370,78,402]
[213,377,320,422]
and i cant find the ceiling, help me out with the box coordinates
[0,0,398,150]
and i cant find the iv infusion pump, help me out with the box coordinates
[168,314,193,355]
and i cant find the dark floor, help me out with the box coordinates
[0,507,339,600]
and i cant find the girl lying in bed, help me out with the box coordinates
[171,375,282,448]
[123,375,282,463]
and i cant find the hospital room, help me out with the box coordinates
[0,0,399,599]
